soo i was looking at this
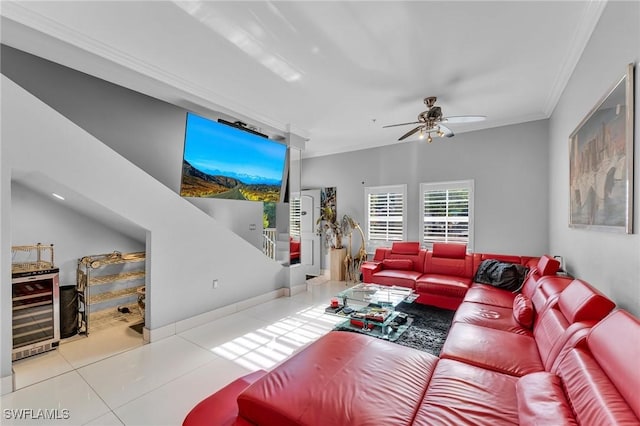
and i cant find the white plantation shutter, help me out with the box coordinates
[289,197,301,237]
[420,180,474,250]
[365,185,407,243]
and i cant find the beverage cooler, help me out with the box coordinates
[11,244,60,361]
[12,269,60,361]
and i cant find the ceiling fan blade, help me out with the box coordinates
[382,121,420,128]
[398,126,423,141]
[439,124,455,138]
[443,115,486,124]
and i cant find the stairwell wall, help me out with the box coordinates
[1,76,287,386]
[0,44,277,254]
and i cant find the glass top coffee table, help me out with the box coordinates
[331,283,418,341]
[336,283,418,309]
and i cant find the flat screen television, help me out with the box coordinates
[180,112,289,203]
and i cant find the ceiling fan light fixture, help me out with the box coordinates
[384,96,484,142]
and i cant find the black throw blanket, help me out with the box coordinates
[473,259,529,292]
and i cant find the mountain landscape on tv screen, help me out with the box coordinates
[180,160,281,202]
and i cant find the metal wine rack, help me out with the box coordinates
[77,251,145,335]
[11,243,55,274]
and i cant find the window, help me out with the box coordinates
[289,197,301,238]
[420,180,474,250]
[365,185,407,246]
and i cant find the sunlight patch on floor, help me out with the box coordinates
[209,304,337,370]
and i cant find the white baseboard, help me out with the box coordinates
[143,323,175,344]
[1,374,13,395]
[235,288,285,312]
[174,303,237,335]
[288,283,307,297]
[143,288,287,343]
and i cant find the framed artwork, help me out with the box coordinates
[569,63,635,233]
[317,187,340,249]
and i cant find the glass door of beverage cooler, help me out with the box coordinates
[12,270,60,360]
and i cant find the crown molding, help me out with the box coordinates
[0,1,294,136]
[543,0,608,117]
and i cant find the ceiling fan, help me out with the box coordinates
[383,96,486,142]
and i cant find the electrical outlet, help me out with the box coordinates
[212,279,219,289]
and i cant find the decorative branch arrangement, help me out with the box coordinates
[317,208,368,282]
[342,215,368,282]
[316,206,345,249]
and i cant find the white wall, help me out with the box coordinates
[1,76,287,385]
[0,45,186,192]
[302,119,550,256]
[187,197,265,250]
[11,182,145,286]
[0,45,289,254]
[0,91,12,389]
[549,1,640,316]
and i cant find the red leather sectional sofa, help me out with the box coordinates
[361,242,542,310]
[184,243,640,425]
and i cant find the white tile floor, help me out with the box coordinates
[1,279,349,425]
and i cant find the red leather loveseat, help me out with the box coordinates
[361,242,545,310]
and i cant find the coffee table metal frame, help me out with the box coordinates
[333,283,417,340]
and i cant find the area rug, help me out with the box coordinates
[333,302,455,357]
[393,302,456,356]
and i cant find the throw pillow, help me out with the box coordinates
[382,259,413,270]
[513,293,534,328]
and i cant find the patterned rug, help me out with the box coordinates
[393,302,456,356]
[334,302,455,357]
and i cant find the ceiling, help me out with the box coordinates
[1,1,606,158]
[11,171,148,242]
